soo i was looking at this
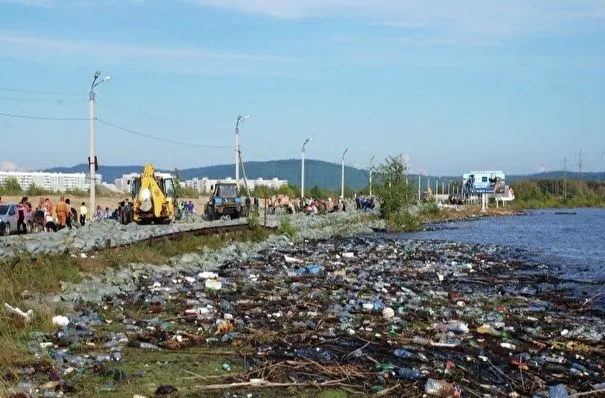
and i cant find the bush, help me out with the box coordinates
[420,201,441,216]
[386,210,421,232]
[26,183,51,196]
[278,217,298,240]
[373,155,416,230]
[0,177,23,195]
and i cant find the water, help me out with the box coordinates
[405,207,605,282]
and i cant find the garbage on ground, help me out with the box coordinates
[9,236,605,396]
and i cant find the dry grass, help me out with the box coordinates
[421,204,518,223]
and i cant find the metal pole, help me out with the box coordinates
[87,70,110,218]
[301,138,310,199]
[341,148,349,199]
[341,157,345,199]
[301,148,304,198]
[88,89,95,218]
[234,115,250,187]
[235,120,240,185]
[369,155,375,196]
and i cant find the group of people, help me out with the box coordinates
[3,196,107,234]
[33,196,86,232]
[301,196,347,215]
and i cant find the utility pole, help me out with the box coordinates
[341,148,349,200]
[237,149,251,198]
[563,157,567,200]
[418,175,421,202]
[234,115,250,186]
[88,71,111,218]
[301,138,311,199]
[369,156,375,196]
[576,149,586,196]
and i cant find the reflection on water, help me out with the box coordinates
[404,208,605,282]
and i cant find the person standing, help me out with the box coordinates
[65,198,73,229]
[21,196,32,212]
[16,202,28,234]
[79,202,87,226]
[55,196,68,230]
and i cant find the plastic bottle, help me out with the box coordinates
[139,342,159,350]
[476,324,500,336]
[412,335,430,346]
[397,367,422,380]
[393,349,413,359]
[425,378,461,398]
[549,384,568,398]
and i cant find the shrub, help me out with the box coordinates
[421,201,441,216]
[373,155,416,230]
[386,210,421,232]
[278,217,298,240]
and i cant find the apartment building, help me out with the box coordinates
[182,177,288,194]
[0,171,102,192]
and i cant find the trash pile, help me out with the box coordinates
[10,237,605,396]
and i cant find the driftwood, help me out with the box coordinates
[4,303,34,323]
[193,378,359,391]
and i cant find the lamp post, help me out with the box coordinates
[341,148,349,200]
[301,138,311,199]
[369,155,375,196]
[234,114,250,186]
[88,70,111,218]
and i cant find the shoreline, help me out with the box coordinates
[2,209,604,396]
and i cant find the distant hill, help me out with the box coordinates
[45,159,371,190]
[45,161,605,191]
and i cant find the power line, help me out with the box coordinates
[0,87,83,96]
[96,118,232,149]
[95,99,231,134]
[0,111,87,121]
[0,95,86,103]
[240,145,273,161]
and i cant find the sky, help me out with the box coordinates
[0,0,604,176]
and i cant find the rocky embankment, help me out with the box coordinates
[0,217,248,258]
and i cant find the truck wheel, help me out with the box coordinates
[4,223,11,236]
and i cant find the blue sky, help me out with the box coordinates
[0,0,604,176]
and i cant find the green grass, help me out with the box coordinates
[278,217,299,240]
[386,210,421,232]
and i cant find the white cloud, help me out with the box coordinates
[0,0,49,5]
[189,0,605,36]
[0,31,294,74]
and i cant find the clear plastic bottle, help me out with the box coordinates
[139,342,159,350]
[425,378,461,398]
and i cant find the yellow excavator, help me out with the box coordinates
[129,164,176,224]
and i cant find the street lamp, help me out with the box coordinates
[234,114,251,185]
[301,138,311,199]
[341,148,349,200]
[88,70,111,218]
[369,155,375,196]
